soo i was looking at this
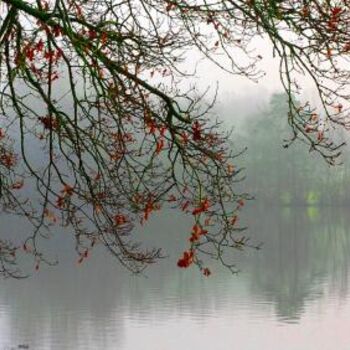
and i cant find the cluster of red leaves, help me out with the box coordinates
[18,39,62,64]
[144,115,168,154]
[177,249,211,277]
[77,249,89,265]
[143,199,156,221]
[56,184,74,208]
[0,152,16,169]
[303,112,329,142]
[192,121,202,141]
[189,224,208,242]
[132,195,161,225]
[112,131,134,143]
[29,53,61,81]
[192,198,210,215]
[114,214,127,226]
[23,45,35,62]
[177,250,194,268]
[100,32,108,46]
[204,132,220,147]
[167,194,177,202]
[44,49,63,64]
[108,131,134,160]
[10,181,24,190]
[43,208,58,223]
[180,132,189,145]
[328,6,343,31]
[38,116,60,130]
[15,34,63,84]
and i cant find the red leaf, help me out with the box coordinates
[237,199,245,208]
[192,198,210,215]
[331,7,342,17]
[114,214,127,226]
[11,181,24,190]
[203,267,211,276]
[156,139,165,154]
[192,121,202,141]
[181,200,190,211]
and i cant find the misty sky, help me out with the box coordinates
[182,35,323,128]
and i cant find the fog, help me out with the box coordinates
[2,29,350,350]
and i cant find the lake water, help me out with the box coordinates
[1,206,350,350]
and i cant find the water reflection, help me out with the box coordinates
[247,207,350,323]
[1,206,350,349]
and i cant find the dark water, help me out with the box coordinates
[1,206,350,350]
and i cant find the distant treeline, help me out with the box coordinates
[236,93,350,206]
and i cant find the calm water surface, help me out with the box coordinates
[1,207,350,349]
